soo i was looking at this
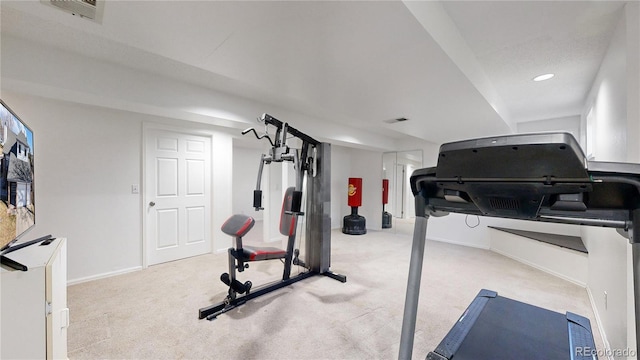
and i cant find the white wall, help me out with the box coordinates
[580,3,639,357]
[1,92,235,283]
[231,144,264,221]
[348,148,383,231]
[490,229,588,287]
[583,20,628,164]
[626,2,640,354]
[210,133,234,253]
[331,145,352,229]
[1,93,140,281]
[427,214,491,249]
[517,115,581,143]
[627,2,640,165]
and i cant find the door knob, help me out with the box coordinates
[149,201,156,207]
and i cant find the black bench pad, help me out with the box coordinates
[221,214,255,237]
[242,246,287,261]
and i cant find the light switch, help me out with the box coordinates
[132,184,139,194]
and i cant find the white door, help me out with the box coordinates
[145,128,212,265]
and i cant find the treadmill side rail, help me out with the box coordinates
[428,290,495,360]
[567,312,597,360]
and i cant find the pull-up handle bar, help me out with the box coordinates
[260,113,320,146]
[242,127,275,147]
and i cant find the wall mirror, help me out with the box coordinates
[382,150,423,233]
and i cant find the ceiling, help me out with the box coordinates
[0,1,627,148]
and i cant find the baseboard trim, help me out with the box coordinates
[67,266,142,286]
[427,236,490,250]
[586,286,613,359]
[491,248,586,288]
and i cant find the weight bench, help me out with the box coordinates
[221,214,288,262]
[211,187,300,316]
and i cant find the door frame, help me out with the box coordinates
[395,163,405,219]
[141,122,216,269]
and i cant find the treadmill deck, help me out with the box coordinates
[427,290,596,360]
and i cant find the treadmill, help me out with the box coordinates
[399,132,640,360]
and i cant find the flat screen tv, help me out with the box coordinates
[0,99,35,250]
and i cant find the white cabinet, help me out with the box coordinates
[1,237,68,359]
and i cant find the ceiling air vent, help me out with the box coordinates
[383,117,409,124]
[49,0,98,20]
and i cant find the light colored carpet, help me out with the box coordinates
[67,219,603,359]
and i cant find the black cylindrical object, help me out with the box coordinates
[343,206,367,235]
[382,211,393,228]
[253,190,262,209]
[220,273,249,294]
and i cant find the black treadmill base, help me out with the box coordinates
[427,289,597,360]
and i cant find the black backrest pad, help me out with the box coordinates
[221,214,255,237]
[280,187,297,236]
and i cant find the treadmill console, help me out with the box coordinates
[410,132,640,227]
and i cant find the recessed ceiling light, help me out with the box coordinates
[533,73,555,82]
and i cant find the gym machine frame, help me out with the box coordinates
[398,132,640,359]
[199,114,345,320]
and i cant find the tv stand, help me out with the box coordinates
[1,237,68,359]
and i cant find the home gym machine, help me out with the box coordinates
[399,132,640,360]
[198,113,346,321]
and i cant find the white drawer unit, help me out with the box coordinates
[1,237,68,359]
